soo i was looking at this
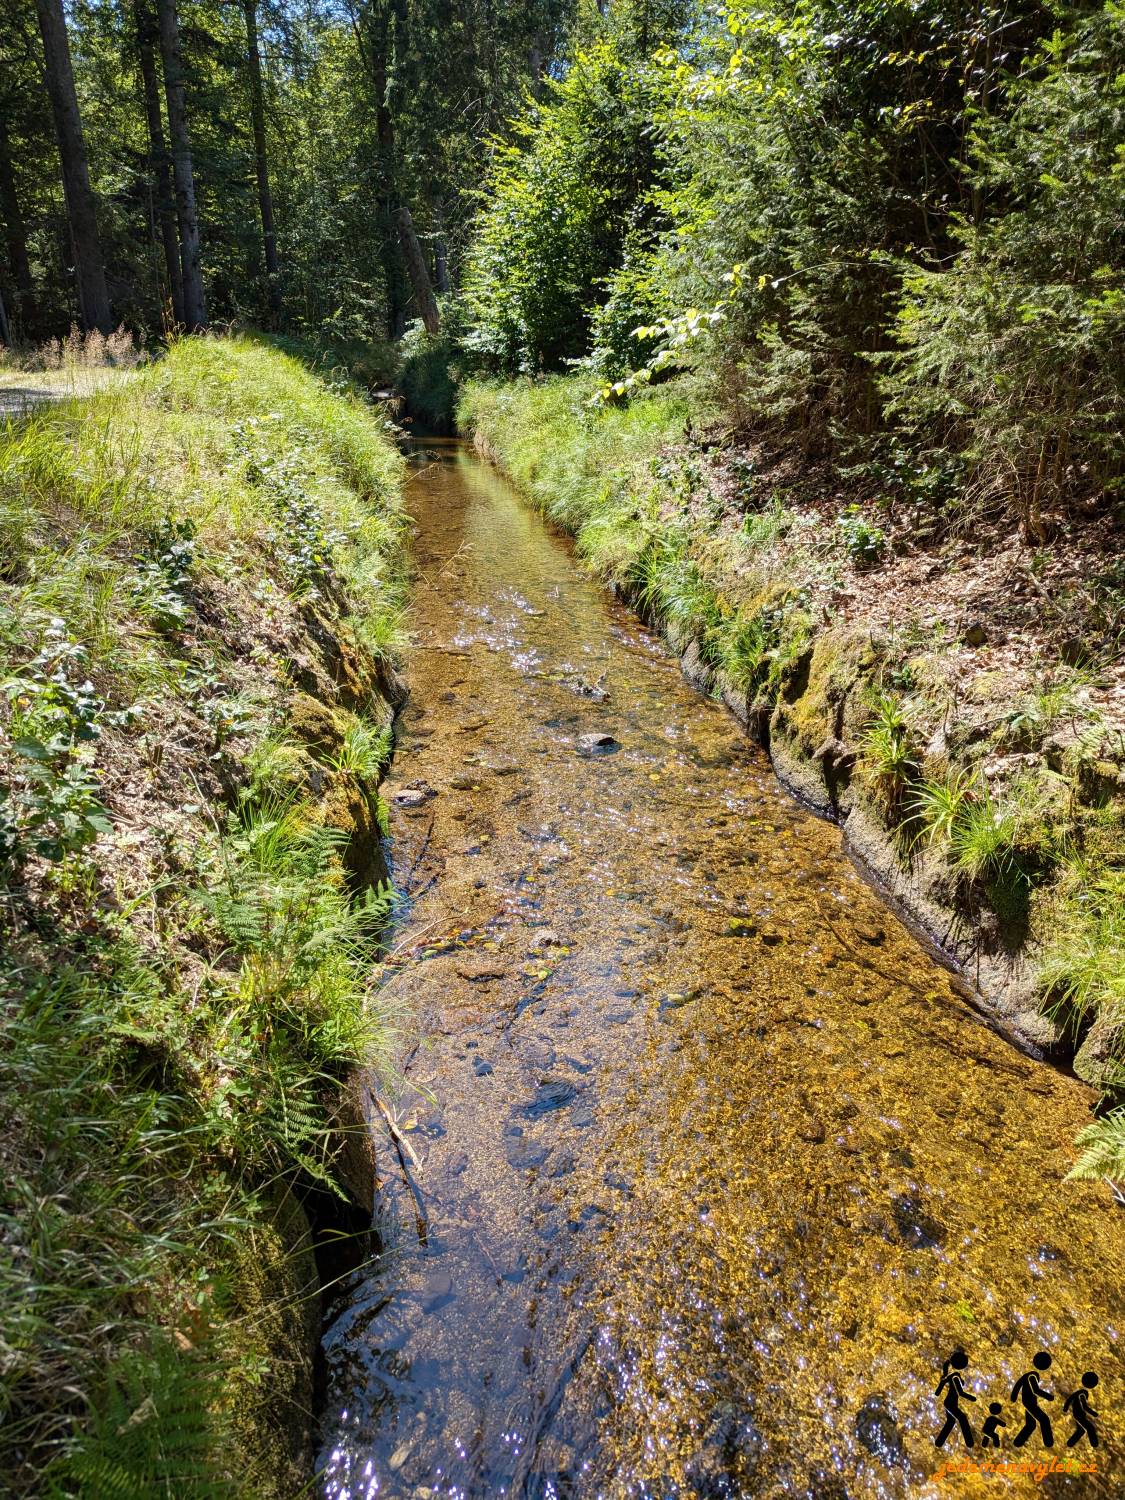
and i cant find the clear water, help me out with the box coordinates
[318,442,1123,1499]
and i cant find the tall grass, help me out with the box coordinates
[1,335,406,1495]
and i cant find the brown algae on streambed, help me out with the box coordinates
[318,443,1123,1499]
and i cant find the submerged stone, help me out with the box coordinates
[517,1079,577,1118]
[685,1402,764,1497]
[504,1137,550,1170]
[853,1395,905,1468]
[890,1195,946,1250]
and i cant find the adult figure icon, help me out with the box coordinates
[934,1349,977,1448]
[1012,1351,1055,1447]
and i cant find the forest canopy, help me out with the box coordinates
[2,0,1123,522]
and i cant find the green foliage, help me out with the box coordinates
[0,337,404,1495]
[1067,1109,1125,1185]
[882,5,1125,535]
[329,720,393,781]
[43,1340,231,1500]
[0,0,568,340]
[912,767,976,846]
[462,34,671,373]
[947,786,1020,883]
[1,623,115,866]
[396,315,464,431]
[131,518,198,633]
[860,691,917,812]
[1040,866,1125,1036]
[836,505,887,565]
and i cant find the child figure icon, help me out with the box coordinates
[981,1402,1007,1449]
[1063,1373,1100,1449]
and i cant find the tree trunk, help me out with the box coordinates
[156,0,207,331]
[243,0,282,322]
[134,0,184,327]
[432,197,450,294]
[351,0,407,337]
[397,206,440,334]
[0,284,11,349]
[0,113,39,337]
[33,0,113,333]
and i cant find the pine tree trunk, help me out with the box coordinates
[33,0,113,333]
[156,0,207,331]
[243,0,282,322]
[351,3,407,337]
[397,206,440,335]
[432,197,450,294]
[134,0,184,327]
[0,114,39,337]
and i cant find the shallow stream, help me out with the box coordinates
[319,442,1122,1499]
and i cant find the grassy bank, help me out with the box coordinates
[459,374,1125,1179]
[1,337,407,1495]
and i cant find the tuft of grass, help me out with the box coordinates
[860,691,918,813]
[947,788,1020,882]
[911,766,976,845]
[1039,867,1125,1036]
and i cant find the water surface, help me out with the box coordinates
[319,442,1122,1498]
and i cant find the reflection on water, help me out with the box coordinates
[318,443,1123,1499]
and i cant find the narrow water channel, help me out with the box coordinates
[319,442,1122,1499]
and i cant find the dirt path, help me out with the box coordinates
[0,368,128,418]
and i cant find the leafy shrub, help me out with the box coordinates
[882,6,1125,536]
[837,505,886,565]
[1,623,115,866]
[462,37,667,373]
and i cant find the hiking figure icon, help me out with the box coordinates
[981,1402,1007,1448]
[1012,1351,1055,1447]
[1063,1372,1100,1448]
[934,1349,976,1448]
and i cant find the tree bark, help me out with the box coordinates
[349,0,407,337]
[243,0,282,322]
[0,284,11,349]
[156,0,207,331]
[134,0,184,327]
[33,0,113,333]
[432,197,450,294]
[397,205,440,334]
[0,113,39,337]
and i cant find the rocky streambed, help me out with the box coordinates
[318,442,1123,1499]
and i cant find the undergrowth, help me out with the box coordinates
[1,335,406,1496]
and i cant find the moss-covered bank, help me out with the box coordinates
[458,374,1125,1174]
[0,338,407,1495]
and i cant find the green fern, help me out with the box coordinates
[1067,1110,1125,1185]
[46,1340,232,1499]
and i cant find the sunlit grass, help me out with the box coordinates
[1,334,406,1495]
